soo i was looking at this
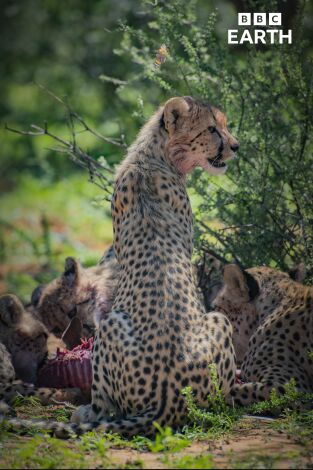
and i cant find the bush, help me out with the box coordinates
[4,0,313,282]
[114,0,313,281]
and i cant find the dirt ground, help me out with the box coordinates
[0,337,311,469]
[103,418,313,469]
[0,338,305,469]
[1,410,312,469]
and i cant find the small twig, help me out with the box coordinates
[51,399,77,409]
[198,220,242,266]
[35,82,127,148]
[5,122,114,197]
[200,244,229,265]
[237,90,245,135]
[217,223,255,232]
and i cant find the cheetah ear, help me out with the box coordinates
[31,284,45,307]
[99,245,115,265]
[223,265,259,302]
[62,257,81,287]
[288,262,306,283]
[163,97,190,135]
[62,317,83,349]
[0,294,23,326]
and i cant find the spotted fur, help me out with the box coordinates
[31,248,119,348]
[213,265,313,405]
[1,96,240,436]
[0,294,84,406]
[31,246,221,350]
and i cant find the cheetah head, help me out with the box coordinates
[213,264,306,363]
[212,265,259,363]
[0,294,48,383]
[163,96,239,176]
[31,253,119,348]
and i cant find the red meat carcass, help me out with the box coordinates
[37,337,93,394]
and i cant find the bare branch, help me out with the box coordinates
[4,85,135,199]
[35,82,127,148]
[199,244,229,265]
[197,220,242,265]
[5,121,114,198]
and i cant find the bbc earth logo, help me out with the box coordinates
[228,13,292,44]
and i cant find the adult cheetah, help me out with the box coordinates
[3,96,239,436]
[213,264,313,405]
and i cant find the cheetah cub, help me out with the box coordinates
[4,96,239,436]
[0,294,83,405]
[31,249,119,348]
[213,264,313,405]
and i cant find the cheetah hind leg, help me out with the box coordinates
[70,395,124,425]
[227,366,312,407]
[227,382,271,407]
[227,378,296,407]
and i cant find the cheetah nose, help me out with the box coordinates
[231,143,239,152]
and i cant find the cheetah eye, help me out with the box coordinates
[77,298,91,306]
[208,126,216,133]
[36,332,48,342]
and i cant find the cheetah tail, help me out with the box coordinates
[0,415,90,438]
[0,410,160,439]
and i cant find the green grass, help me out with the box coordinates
[0,435,88,469]
[272,409,313,443]
[166,454,214,469]
[229,452,290,470]
[0,368,239,469]
[248,379,313,417]
[0,174,113,302]
[181,364,242,438]
[147,424,190,453]
[1,397,313,469]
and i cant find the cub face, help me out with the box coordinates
[0,294,48,383]
[213,264,306,364]
[31,251,119,348]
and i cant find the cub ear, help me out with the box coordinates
[288,262,306,283]
[31,284,45,307]
[62,317,83,349]
[163,97,190,136]
[62,257,81,287]
[223,264,259,302]
[0,294,24,326]
[99,245,115,265]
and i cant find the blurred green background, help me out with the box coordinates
[1,0,313,301]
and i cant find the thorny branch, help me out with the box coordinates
[36,83,128,149]
[5,122,114,201]
[4,84,130,202]
[197,220,242,266]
